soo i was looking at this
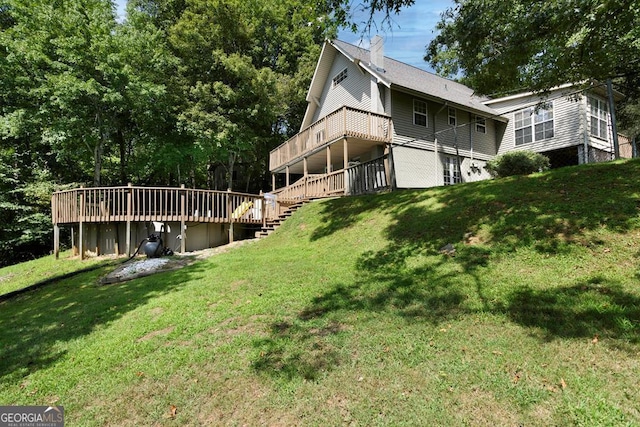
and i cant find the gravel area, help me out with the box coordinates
[100,238,258,284]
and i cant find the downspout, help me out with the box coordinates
[583,96,590,164]
[469,112,474,162]
[606,79,620,159]
[434,103,448,186]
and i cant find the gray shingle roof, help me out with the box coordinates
[331,39,500,117]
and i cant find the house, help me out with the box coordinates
[486,83,626,168]
[269,38,628,198]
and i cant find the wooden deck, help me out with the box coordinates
[269,106,392,172]
[51,185,274,259]
[272,154,390,203]
[51,155,391,258]
[51,185,268,225]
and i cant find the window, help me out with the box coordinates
[443,156,461,185]
[514,104,554,145]
[332,68,348,87]
[589,97,608,140]
[315,129,325,144]
[448,107,457,126]
[414,99,427,126]
[476,116,486,133]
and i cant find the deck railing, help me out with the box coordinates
[51,186,267,225]
[272,154,390,202]
[345,155,389,196]
[273,170,346,203]
[269,106,392,171]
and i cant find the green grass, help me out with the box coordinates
[0,251,114,297]
[2,159,640,425]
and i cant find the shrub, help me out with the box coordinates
[485,150,550,178]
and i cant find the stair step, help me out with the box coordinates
[255,199,310,239]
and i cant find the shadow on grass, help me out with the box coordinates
[0,261,206,385]
[251,320,343,381]
[254,160,640,381]
[506,277,640,343]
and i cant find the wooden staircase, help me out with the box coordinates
[255,201,306,238]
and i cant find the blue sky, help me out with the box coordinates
[113,0,450,71]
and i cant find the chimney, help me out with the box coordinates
[370,35,384,72]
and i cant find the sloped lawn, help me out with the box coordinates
[1,159,640,425]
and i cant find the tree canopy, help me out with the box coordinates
[0,0,337,264]
[425,0,640,98]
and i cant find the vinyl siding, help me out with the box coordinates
[393,146,439,188]
[392,146,492,189]
[489,89,585,155]
[312,55,371,122]
[391,89,497,161]
[586,95,615,153]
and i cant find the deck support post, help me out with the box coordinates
[53,224,60,259]
[285,165,290,187]
[326,145,332,173]
[126,183,132,256]
[71,225,77,256]
[271,173,276,192]
[384,143,395,190]
[343,138,349,195]
[227,188,234,244]
[260,191,266,228]
[79,186,85,260]
[180,184,186,253]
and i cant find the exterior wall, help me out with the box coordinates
[392,145,492,189]
[586,94,615,155]
[489,89,585,155]
[390,89,497,161]
[80,221,227,257]
[312,54,371,122]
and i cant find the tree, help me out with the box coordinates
[163,0,336,190]
[425,0,640,96]
[325,0,415,32]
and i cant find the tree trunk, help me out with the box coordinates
[226,152,237,190]
[115,127,127,184]
[93,139,104,186]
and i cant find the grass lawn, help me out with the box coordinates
[1,159,640,425]
[0,251,115,297]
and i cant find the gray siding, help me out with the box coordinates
[489,89,585,155]
[391,89,497,161]
[393,146,439,188]
[312,55,371,122]
[586,94,615,154]
[392,145,492,189]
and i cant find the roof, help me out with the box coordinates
[329,39,502,118]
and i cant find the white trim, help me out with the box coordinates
[484,83,577,105]
[413,99,428,127]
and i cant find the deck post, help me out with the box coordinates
[343,138,349,195]
[180,184,186,253]
[79,186,85,260]
[260,191,266,228]
[53,224,60,259]
[227,188,234,243]
[384,144,392,190]
[126,183,132,256]
[71,225,77,256]
[271,173,276,192]
[285,165,290,187]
